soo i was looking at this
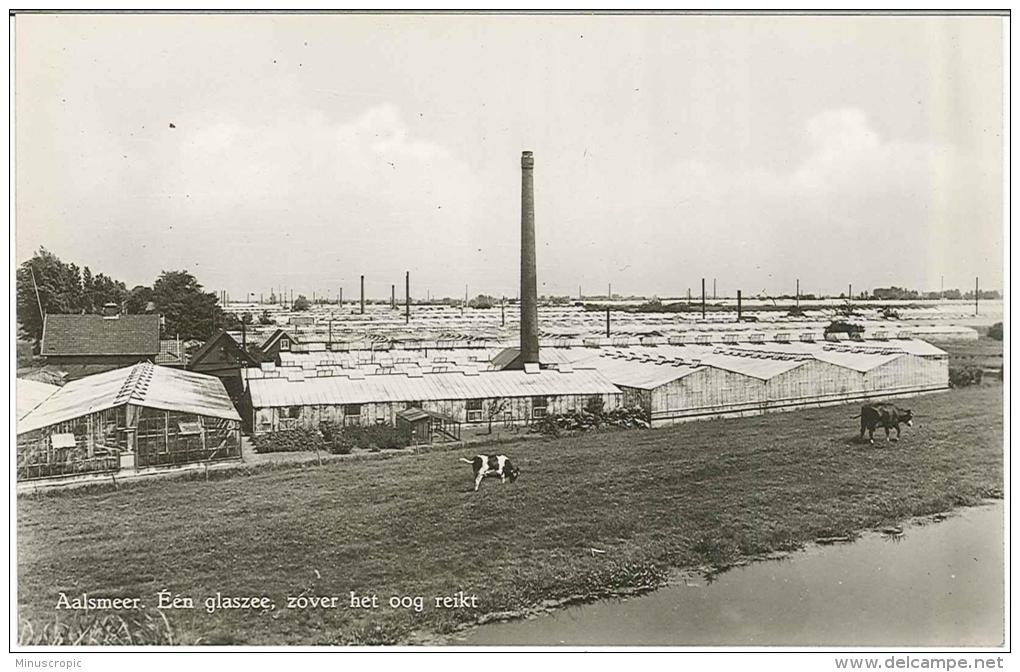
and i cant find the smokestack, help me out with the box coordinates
[360,275,365,314]
[606,308,611,338]
[796,279,800,308]
[405,271,410,323]
[736,290,742,322]
[520,150,540,364]
[975,277,979,315]
[391,284,396,310]
[701,278,706,319]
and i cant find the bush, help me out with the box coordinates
[949,366,984,388]
[532,405,649,436]
[824,320,864,336]
[988,322,1003,341]
[319,421,411,453]
[252,428,327,454]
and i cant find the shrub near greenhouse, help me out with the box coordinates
[319,421,412,454]
[533,398,651,437]
[949,366,985,388]
[251,429,327,454]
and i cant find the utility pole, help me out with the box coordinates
[501,296,506,326]
[29,265,44,325]
[975,277,979,315]
[713,278,717,301]
[360,275,365,315]
[606,308,611,338]
[796,279,800,308]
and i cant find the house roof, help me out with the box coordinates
[188,329,258,368]
[41,313,160,357]
[491,346,592,370]
[247,368,621,408]
[18,362,241,434]
[259,328,293,350]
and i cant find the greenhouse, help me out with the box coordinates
[17,362,242,481]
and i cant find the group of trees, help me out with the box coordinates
[872,286,1001,301]
[17,247,227,344]
[16,248,130,342]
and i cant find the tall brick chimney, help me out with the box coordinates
[520,150,539,365]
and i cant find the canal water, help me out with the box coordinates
[459,502,1004,646]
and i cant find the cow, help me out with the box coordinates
[459,454,520,492]
[855,403,914,444]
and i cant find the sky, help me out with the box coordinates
[14,13,1005,300]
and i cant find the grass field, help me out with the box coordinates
[17,383,1003,645]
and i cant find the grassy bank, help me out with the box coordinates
[18,384,1002,645]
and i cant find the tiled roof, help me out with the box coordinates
[188,329,258,368]
[41,314,160,357]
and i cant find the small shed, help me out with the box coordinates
[396,407,462,444]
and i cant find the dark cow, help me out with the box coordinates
[459,454,520,491]
[855,403,914,444]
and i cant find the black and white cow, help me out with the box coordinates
[855,403,914,444]
[459,455,520,491]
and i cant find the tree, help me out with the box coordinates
[257,310,275,326]
[292,295,311,311]
[151,270,224,340]
[468,294,496,309]
[125,285,155,314]
[486,398,509,434]
[16,248,125,343]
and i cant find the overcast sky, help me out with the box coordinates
[15,13,1005,300]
